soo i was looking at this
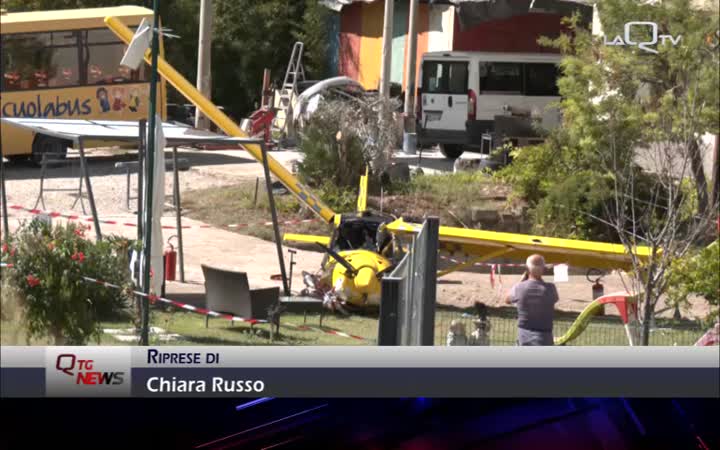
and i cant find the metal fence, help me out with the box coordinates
[379,217,439,345]
[435,306,707,346]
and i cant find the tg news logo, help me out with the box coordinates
[55,353,125,386]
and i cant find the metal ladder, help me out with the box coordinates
[272,42,305,141]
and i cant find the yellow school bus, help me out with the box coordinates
[0,6,166,162]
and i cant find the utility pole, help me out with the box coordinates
[402,0,419,154]
[195,0,213,130]
[379,0,394,99]
[141,0,161,346]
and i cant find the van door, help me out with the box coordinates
[419,60,469,133]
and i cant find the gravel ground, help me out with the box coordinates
[3,146,303,217]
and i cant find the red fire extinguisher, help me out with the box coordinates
[587,269,605,316]
[164,236,177,282]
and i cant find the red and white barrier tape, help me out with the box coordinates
[0,262,366,341]
[4,204,319,230]
[83,276,265,325]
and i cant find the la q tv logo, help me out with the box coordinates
[56,354,125,385]
[604,22,682,54]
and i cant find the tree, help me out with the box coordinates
[1,0,334,119]
[597,0,719,216]
[668,240,719,325]
[500,1,719,344]
[297,96,399,191]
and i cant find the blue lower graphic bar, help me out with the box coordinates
[131,367,718,398]
[3,367,719,398]
[1,368,45,398]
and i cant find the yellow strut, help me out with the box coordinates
[104,16,336,224]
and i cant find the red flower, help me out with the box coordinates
[1,243,7,254]
[26,274,41,288]
[47,242,55,251]
[74,228,85,237]
[71,251,86,263]
[150,268,154,278]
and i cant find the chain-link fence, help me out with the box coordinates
[435,306,706,346]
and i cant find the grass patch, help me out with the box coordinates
[182,172,526,242]
[378,172,526,229]
[2,305,704,346]
[182,181,333,241]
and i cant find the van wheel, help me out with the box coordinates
[439,144,464,159]
[31,135,68,165]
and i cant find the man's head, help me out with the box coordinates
[526,254,546,279]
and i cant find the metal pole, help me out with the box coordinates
[141,0,161,346]
[421,217,439,346]
[195,0,213,130]
[379,0,394,99]
[77,138,102,241]
[379,277,400,345]
[403,0,419,154]
[172,146,185,283]
[287,248,296,294]
[137,119,146,240]
[260,143,290,296]
[0,138,9,241]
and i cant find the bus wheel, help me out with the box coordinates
[31,135,68,165]
[439,144,464,159]
[5,155,29,165]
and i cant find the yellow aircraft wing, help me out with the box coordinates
[385,218,652,271]
[283,233,331,246]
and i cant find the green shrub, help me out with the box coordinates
[531,171,614,240]
[1,221,133,345]
[667,240,719,325]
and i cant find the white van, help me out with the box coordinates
[417,51,562,159]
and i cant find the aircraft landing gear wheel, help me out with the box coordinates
[439,144,464,159]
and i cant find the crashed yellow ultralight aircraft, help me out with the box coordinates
[105,16,652,311]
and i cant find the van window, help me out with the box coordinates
[525,63,559,96]
[421,61,468,95]
[479,62,522,94]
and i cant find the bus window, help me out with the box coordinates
[479,62,522,94]
[81,28,146,85]
[524,63,560,96]
[1,31,80,91]
[421,61,468,94]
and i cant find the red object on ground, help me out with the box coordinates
[164,243,177,281]
[248,107,276,146]
[695,323,720,346]
[597,293,639,325]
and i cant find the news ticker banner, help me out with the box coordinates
[1,346,718,398]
